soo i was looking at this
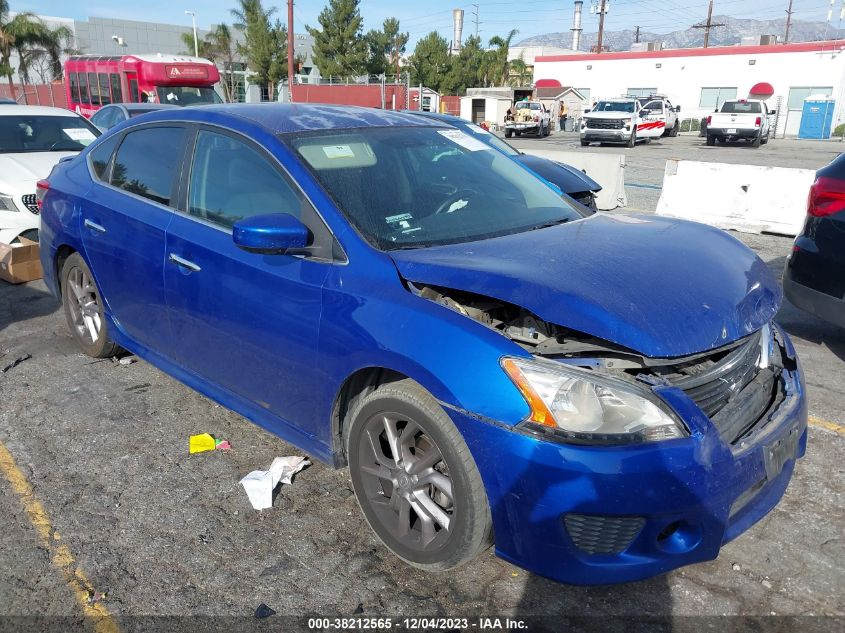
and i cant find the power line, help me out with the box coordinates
[691,0,726,48]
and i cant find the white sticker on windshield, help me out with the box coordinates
[322,145,355,159]
[63,128,96,142]
[437,129,489,152]
[385,213,412,223]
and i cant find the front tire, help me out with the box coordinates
[627,127,637,148]
[61,253,121,358]
[345,379,492,571]
[670,120,680,137]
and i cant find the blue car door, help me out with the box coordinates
[81,125,188,351]
[164,128,334,438]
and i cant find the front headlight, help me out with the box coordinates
[0,194,19,212]
[502,357,688,444]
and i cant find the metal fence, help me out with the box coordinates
[0,83,68,109]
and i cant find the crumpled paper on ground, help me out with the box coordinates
[239,456,310,510]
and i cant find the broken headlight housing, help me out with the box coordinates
[502,357,688,444]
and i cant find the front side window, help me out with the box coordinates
[643,101,663,112]
[88,73,100,105]
[98,73,111,105]
[111,126,186,206]
[110,73,123,104]
[188,130,333,258]
[286,126,583,250]
[0,115,100,153]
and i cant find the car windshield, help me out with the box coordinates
[516,102,541,110]
[455,121,519,156]
[155,85,222,106]
[721,101,762,114]
[0,115,100,153]
[593,101,636,113]
[286,126,583,250]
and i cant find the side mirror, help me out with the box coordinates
[675,105,681,112]
[584,108,591,114]
[769,109,777,115]
[233,213,310,254]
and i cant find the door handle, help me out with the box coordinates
[84,219,106,233]
[168,253,201,272]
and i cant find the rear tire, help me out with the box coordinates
[345,378,492,571]
[60,253,121,359]
[580,140,589,146]
[752,133,761,148]
[706,134,715,146]
[762,130,769,145]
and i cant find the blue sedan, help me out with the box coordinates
[39,104,807,585]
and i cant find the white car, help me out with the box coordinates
[580,97,667,147]
[0,105,100,243]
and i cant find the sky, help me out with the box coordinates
[11,0,843,49]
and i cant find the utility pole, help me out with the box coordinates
[472,4,481,38]
[784,0,794,43]
[593,0,609,54]
[635,25,640,43]
[287,0,295,101]
[692,0,725,49]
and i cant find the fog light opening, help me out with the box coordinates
[656,520,702,554]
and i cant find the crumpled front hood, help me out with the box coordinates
[390,214,781,358]
[0,152,77,196]
[515,155,601,195]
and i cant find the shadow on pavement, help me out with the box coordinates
[0,281,60,334]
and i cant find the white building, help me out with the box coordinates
[532,39,845,137]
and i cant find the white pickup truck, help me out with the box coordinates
[504,101,551,138]
[706,99,773,148]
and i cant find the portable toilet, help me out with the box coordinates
[798,96,835,139]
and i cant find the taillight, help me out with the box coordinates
[707,115,712,125]
[807,176,845,217]
[755,116,761,126]
[36,179,50,210]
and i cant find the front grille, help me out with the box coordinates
[20,194,39,214]
[564,514,645,555]
[665,330,782,444]
[586,118,625,130]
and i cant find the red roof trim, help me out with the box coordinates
[536,39,845,63]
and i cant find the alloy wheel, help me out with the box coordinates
[66,266,102,343]
[356,412,454,552]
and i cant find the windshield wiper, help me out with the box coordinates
[527,218,571,232]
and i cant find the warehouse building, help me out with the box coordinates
[532,38,845,138]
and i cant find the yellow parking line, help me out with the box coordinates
[809,415,845,437]
[0,441,119,633]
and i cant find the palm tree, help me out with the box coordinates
[208,24,238,102]
[1,1,48,100]
[487,28,519,87]
[508,57,529,88]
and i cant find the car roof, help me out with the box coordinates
[403,111,467,125]
[108,103,178,112]
[0,104,83,117]
[143,103,446,134]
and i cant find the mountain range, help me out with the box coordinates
[516,15,845,52]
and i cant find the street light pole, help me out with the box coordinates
[185,10,198,57]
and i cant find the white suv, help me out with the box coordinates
[0,105,100,243]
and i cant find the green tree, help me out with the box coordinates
[231,0,278,98]
[307,0,368,78]
[442,34,484,95]
[209,24,240,102]
[1,1,59,99]
[267,18,289,88]
[407,31,449,93]
[365,17,408,77]
[180,30,216,59]
[487,28,519,86]
[508,56,530,87]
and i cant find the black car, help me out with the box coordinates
[783,153,845,327]
[0,97,16,104]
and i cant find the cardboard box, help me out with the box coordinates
[0,237,43,284]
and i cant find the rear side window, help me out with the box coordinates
[89,134,120,181]
[109,73,123,103]
[111,127,186,206]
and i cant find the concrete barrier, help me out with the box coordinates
[656,160,816,236]
[521,149,628,211]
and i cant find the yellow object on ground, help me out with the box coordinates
[189,433,217,454]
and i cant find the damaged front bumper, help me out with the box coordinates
[446,325,807,585]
